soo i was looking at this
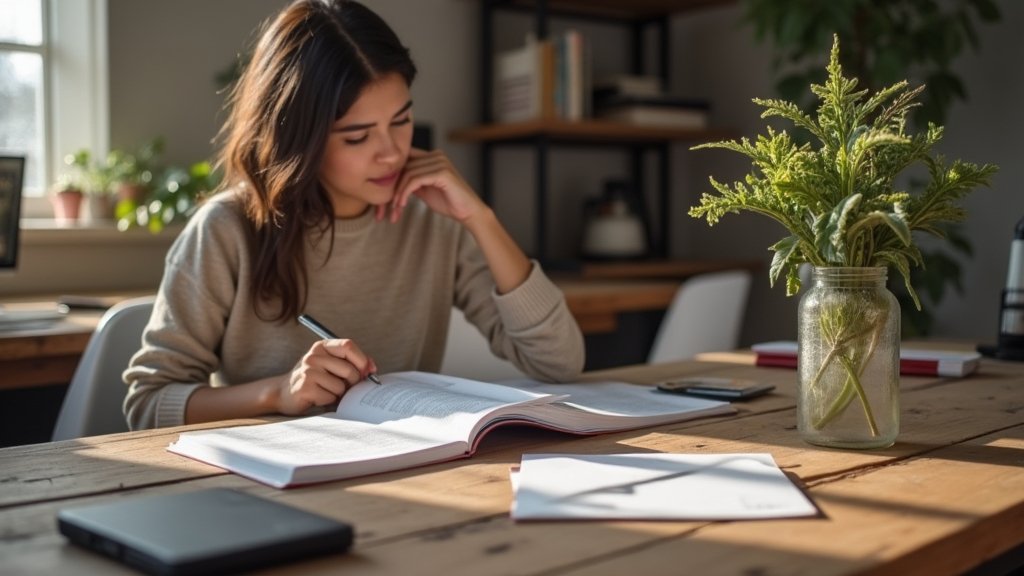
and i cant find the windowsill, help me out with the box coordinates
[20,219,184,245]
[3,219,183,298]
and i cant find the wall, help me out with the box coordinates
[107,0,288,168]
[67,0,1022,344]
[107,0,478,182]
[933,1,1024,341]
[671,6,789,345]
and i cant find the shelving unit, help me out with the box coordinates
[449,0,735,265]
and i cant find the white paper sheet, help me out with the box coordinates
[511,453,817,521]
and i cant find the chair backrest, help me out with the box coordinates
[647,270,752,364]
[51,295,156,441]
[440,307,525,382]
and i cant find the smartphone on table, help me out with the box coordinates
[656,376,775,400]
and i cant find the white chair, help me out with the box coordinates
[51,295,156,441]
[648,270,752,364]
[440,307,525,382]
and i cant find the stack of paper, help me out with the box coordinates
[510,453,817,521]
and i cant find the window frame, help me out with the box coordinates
[12,0,109,218]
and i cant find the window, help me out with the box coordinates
[0,0,107,217]
[0,0,45,195]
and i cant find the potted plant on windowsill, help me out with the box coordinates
[50,150,90,225]
[112,138,163,204]
[117,159,218,234]
[688,36,997,449]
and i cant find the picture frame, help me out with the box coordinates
[0,156,26,270]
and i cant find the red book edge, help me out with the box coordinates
[753,352,977,377]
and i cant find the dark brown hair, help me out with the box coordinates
[215,0,416,321]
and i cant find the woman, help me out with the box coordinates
[123,0,584,430]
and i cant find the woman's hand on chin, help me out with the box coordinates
[383,148,487,224]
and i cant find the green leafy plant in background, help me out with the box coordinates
[62,138,218,233]
[55,150,93,195]
[109,137,164,202]
[689,36,997,434]
[742,0,1002,336]
[120,160,218,234]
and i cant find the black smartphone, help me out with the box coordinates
[657,377,775,400]
[58,488,353,576]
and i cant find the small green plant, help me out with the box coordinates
[54,150,93,194]
[689,35,996,437]
[117,160,218,234]
[690,35,996,304]
[56,138,216,232]
[109,137,164,194]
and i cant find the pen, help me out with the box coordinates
[297,314,382,385]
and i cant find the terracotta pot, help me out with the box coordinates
[51,188,84,224]
[84,194,115,223]
[116,182,147,204]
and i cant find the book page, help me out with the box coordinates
[500,380,727,417]
[512,453,818,521]
[169,417,463,487]
[472,380,733,435]
[335,372,558,440]
[173,417,451,465]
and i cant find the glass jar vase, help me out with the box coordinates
[797,267,900,449]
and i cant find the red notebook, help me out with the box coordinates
[751,341,982,377]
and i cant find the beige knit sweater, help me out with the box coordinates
[123,192,585,430]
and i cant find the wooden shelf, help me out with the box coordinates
[468,0,739,262]
[497,0,735,20]
[448,119,733,144]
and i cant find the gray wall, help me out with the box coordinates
[106,0,1024,346]
[108,0,477,179]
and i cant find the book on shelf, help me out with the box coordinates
[594,95,710,129]
[493,36,549,123]
[168,372,735,489]
[560,29,590,120]
[750,341,982,377]
[492,30,590,123]
[592,74,663,99]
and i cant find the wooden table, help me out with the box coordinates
[2,348,1022,575]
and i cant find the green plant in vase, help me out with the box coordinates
[688,36,996,448]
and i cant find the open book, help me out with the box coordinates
[168,372,734,488]
[751,341,982,377]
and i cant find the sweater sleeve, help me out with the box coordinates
[452,230,585,382]
[122,198,244,430]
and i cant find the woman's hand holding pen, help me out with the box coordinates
[379,148,487,225]
[276,338,379,415]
